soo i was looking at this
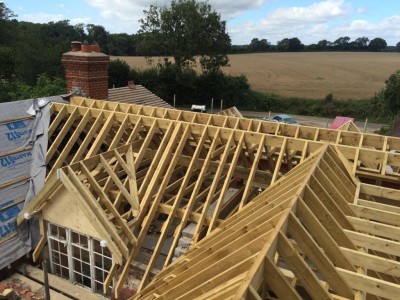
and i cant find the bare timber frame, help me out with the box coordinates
[18,98,400,299]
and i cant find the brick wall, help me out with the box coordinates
[62,52,110,99]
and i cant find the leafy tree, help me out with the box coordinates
[354,36,369,50]
[1,74,65,102]
[287,37,304,51]
[368,37,387,51]
[73,23,86,41]
[317,39,332,50]
[138,0,231,72]
[383,70,400,116]
[249,38,260,51]
[0,2,16,45]
[230,44,249,54]
[277,37,303,51]
[0,46,15,82]
[306,43,318,51]
[86,24,109,53]
[333,36,350,50]
[277,38,289,51]
[371,37,387,51]
[15,21,75,85]
[0,2,16,20]
[108,33,137,55]
[249,38,270,52]
[108,59,131,88]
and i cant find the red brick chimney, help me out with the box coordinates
[62,41,110,99]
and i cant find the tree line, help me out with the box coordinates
[231,36,396,53]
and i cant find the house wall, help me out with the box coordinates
[42,185,101,240]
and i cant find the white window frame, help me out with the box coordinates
[47,222,113,295]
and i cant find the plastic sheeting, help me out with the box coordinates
[0,97,56,269]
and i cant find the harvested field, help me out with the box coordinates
[113,52,400,100]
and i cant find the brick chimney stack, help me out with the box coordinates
[62,41,110,99]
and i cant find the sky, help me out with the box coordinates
[5,0,400,46]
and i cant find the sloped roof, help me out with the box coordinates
[108,85,173,108]
[17,97,400,299]
[17,145,139,265]
[27,100,323,296]
[133,144,400,299]
[330,116,354,129]
[337,120,361,132]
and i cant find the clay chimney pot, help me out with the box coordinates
[91,44,100,53]
[71,41,81,52]
[128,81,136,89]
[81,40,91,53]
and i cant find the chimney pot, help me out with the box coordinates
[128,81,136,89]
[91,43,100,53]
[71,41,81,52]
[81,40,91,53]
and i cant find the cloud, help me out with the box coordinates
[261,0,349,26]
[333,16,400,41]
[228,0,351,44]
[85,0,268,33]
[228,0,400,45]
[86,0,267,19]
[209,0,267,18]
[70,17,91,25]
[356,7,366,14]
[19,12,67,24]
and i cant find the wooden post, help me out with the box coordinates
[211,98,214,114]
[363,118,368,133]
[42,261,50,300]
[220,99,223,111]
[173,94,176,108]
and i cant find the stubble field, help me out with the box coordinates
[113,52,400,100]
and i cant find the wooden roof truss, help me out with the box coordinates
[133,145,400,300]
[216,106,244,118]
[18,98,400,299]
[337,120,361,132]
[50,99,400,184]
[68,96,400,154]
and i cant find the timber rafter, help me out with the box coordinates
[17,97,400,299]
[133,145,400,300]
[50,99,400,184]
[69,96,400,153]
